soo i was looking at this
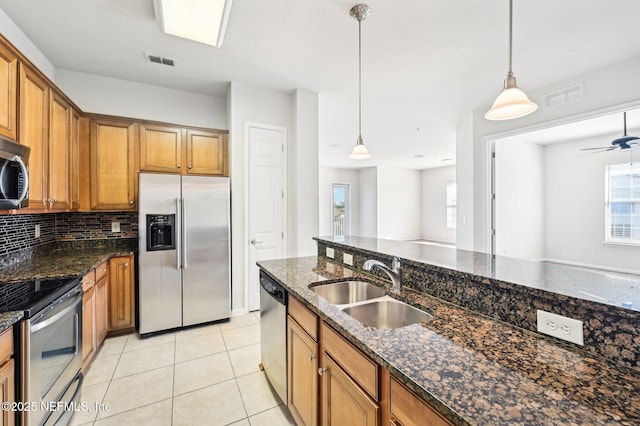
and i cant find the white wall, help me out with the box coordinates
[420,165,456,244]
[0,9,55,79]
[318,167,360,237]
[460,54,640,253]
[358,167,378,238]
[291,89,319,256]
[494,141,544,260]
[55,69,228,129]
[377,167,421,240]
[544,135,639,272]
[455,114,474,250]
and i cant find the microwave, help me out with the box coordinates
[0,137,30,209]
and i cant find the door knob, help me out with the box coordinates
[250,239,263,245]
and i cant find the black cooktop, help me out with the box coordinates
[0,276,82,318]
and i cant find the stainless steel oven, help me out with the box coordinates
[20,282,83,426]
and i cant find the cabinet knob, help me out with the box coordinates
[129,200,134,206]
[177,164,181,169]
[308,354,316,362]
[188,165,192,169]
[124,263,129,267]
[318,367,326,376]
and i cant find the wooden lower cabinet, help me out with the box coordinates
[95,275,108,344]
[108,255,135,333]
[288,317,318,426]
[0,327,15,426]
[320,354,379,426]
[389,377,452,426]
[81,283,95,365]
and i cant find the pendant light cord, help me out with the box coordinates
[358,18,362,141]
[508,0,513,76]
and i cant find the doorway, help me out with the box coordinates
[247,124,287,312]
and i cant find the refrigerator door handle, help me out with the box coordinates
[182,197,188,269]
[176,197,182,269]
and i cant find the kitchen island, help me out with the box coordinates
[258,238,640,425]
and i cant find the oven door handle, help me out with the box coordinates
[31,292,82,333]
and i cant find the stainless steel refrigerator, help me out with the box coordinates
[138,173,230,335]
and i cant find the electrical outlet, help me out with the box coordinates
[111,222,121,233]
[536,310,584,346]
[34,224,40,238]
[326,247,335,259]
[343,253,353,266]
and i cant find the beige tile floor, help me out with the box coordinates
[71,312,296,426]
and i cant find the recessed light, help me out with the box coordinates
[154,0,234,47]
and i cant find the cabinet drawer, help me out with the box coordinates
[95,261,108,282]
[289,296,317,341]
[321,321,378,400]
[390,377,452,426]
[82,269,96,292]
[0,328,12,364]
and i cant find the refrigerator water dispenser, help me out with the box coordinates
[146,214,175,251]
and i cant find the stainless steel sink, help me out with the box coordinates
[342,298,433,329]
[310,280,386,305]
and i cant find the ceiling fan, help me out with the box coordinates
[581,111,639,153]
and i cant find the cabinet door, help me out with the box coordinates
[69,109,81,210]
[109,255,135,332]
[321,354,379,426]
[0,40,18,141]
[19,66,49,211]
[186,129,226,175]
[288,317,318,426]
[48,91,72,210]
[90,119,138,210]
[95,276,109,346]
[82,285,95,364]
[139,123,183,173]
[0,358,15,426]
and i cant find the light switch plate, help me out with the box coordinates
[111,222,121,233]
[326,247,335,259]
[536,310,584,346]
[343,253,353,266]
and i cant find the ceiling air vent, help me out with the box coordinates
[145,52,176,67]
[543,83,583,108]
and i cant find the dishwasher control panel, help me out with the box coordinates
[260,271,287,305]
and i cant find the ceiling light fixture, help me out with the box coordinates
[485,0,537,120]
[349,4,372,160]
[155,0,233,48]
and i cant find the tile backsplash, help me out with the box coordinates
[0,211,138,259]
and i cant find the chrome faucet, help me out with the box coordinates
[363,257,402,293]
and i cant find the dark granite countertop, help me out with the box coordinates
[0,311,23,333]
[258,256,640,425]
[0,239,136,283]
[316,236,640,312]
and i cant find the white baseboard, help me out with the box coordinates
[231,307,249,317]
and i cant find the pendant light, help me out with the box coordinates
[349,4,372,159]
[485,0,537,120]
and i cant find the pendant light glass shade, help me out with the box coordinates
[349,4,372,160]
[485,0,537,121]
[485,73,538,120]
[350,136,371,159]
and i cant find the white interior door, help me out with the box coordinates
[248,124,286,311]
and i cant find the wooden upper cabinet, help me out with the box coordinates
[19,65,49,211]
[186,129,228,176]
[139,123,183,173]
[48,91,72,211]
[0,40,18,141]
[90,118,138,210]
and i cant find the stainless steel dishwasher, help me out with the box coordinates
[259,270,288,404]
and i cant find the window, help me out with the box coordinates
[332,184,350,237]
[605,163,640,245]
[446,182,457,229]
